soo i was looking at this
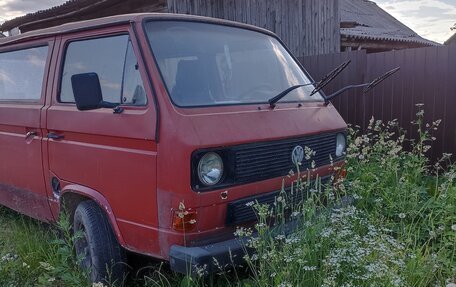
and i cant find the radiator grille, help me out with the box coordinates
[233,132,338,184]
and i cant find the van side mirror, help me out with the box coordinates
[71,73,123,113]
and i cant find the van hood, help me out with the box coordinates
[167,103,347,147]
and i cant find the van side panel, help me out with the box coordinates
[0,40,55,221]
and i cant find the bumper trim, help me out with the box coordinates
[169,236,248,275]
[169,217,301,275]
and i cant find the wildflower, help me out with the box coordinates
[369,116,375,126]
[284,256,293,263]
[189,219,196,224]
[255,222,266,229]
[311,160,316,169]
[92,283,107,287]
[285,237,299,244]
[321,227,333,238]
[234,227,252,237]
[245,201,255,207]
[1,253,18,262]
[398,213,406,219]
[275,234,285,240]
[451,224,456,231]
[39,262,55,271]
[22,262,30,269]
[178,201,185,211]
[442,153,453,160]
[196,264,207,277]
[304,146,316,160]
[48,277,56,282]
[303,266,317,271]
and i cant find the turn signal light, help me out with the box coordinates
[337,168,347,179]
[333,168,347,188]
[172,210,197,232]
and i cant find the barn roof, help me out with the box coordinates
[340,0,439,46]
[0,0,167,33]
[1,0,110,32]
[445,33,456,45]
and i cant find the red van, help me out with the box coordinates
[0,13,346,282]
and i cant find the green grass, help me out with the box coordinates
[1,106,455,286]
[0,207,88,286]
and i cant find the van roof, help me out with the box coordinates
[0,13,275,47]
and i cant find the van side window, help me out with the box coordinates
[60,35,147,106]
[0,46,48,101]
[121,40,147,105]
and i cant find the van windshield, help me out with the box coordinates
[145,21,324,107]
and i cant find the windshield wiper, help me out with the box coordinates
[309,60,351,97]
[323,67,400,104]
[268,83,315,108]
[268,60,351,109]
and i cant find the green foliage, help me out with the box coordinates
[0,209,89,286]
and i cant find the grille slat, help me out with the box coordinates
[233,133,340,184]
[235,136,336,154]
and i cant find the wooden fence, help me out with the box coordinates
[300,44,456,161]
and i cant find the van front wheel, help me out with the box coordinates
[73,200,126,283]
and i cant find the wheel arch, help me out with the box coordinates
[59,184,126,247]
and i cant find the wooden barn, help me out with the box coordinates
[445,33,456,46]
[0,0,340,57]
[340,0,438,53]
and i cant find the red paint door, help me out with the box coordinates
[0,39,55,221]
[45,27,159,252]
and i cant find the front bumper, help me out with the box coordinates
[169,195,354,275]
[169,235,248,275]
[169,217,301,275]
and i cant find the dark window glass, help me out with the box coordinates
[121,41,147,105]
[0,46,48,101]
[145,21,323,107]
[60,35,146,105]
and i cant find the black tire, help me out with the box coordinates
[74,200,127,284]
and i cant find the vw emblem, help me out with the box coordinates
[291,145,304,165]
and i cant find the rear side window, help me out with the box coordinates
[60,35,146,105]
[0,46,48,101]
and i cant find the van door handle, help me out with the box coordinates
[47,132,64,140]
[25,131,37,140]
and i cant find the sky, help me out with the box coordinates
[375,0,456,43]
[0,0,455,43]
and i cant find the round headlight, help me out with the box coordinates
[336,133,346,157]
[198,152,224,186]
